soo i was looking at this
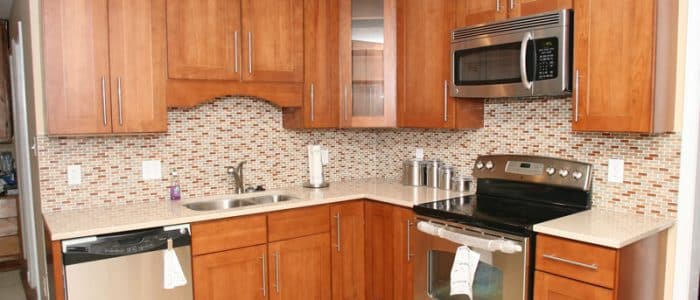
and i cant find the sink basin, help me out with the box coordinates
[183,194,298,211]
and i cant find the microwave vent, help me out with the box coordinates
[452,10,566,41]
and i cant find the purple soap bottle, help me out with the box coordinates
[169,170,181,201]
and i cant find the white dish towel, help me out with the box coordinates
[450,246,480,298]
[163,246,187,289]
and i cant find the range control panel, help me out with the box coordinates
[472,154,593,191]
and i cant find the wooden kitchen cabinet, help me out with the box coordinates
[330,201,366,300]
[397,0,484,129]
[534,233,668,300]
[364,201,414,300]
[508,0,572,18]
[282,0,339,129]
[193,245,268,300]
[455,0,570,28]
[339,0,398,128]
[43,0,167,135]
[268,233,331,300]
[571,0,677,133]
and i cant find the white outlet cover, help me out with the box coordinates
[415,148,424,160]
[608,159,625,183]
[142,160,162,180]
[67,165,81,185]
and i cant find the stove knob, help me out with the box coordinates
[559,169,569,177]
[475,161,484,169]
[572,170,583,180]
[485,161,494,170]
[545,167,556,176]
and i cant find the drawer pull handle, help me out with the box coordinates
[543,254,598,270]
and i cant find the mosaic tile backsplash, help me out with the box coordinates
[37,97,681,217]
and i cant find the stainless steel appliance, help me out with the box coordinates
[413,155,592,300]
[451,10,572,98]
[61,224,193,300]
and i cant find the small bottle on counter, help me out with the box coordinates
[169,170,181,201]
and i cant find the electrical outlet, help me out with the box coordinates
[415,148,424,160]
[67,165,81,185]
[142,160,162,180]
[608,159,624,183]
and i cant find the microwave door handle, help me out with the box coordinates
[520,32,534,90]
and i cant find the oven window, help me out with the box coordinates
[454,42,534,86]
[428,250,504,300]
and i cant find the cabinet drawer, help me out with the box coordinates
[268,205,330,242]
[535,234,617,288]
[191,215,267,256]
[534,271,614,300]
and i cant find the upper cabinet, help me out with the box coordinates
[397,0,483,129]
[282,0,340,129]
[572,0,677,133]
[165,0,304,108]
[339,0,398,128]
[455,0,571,27]
[43,0,167,135]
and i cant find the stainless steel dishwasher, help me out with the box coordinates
[61,224,193,300]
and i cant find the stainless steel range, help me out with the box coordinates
[413,155,593,300]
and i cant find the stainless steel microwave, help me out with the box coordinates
[451,10,573,98]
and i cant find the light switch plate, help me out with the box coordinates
[142,160,162,180]
[415,148,424,160]
[67,165,81,185]
[608,159,624,183]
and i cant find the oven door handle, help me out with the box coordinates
[520,32,534,91]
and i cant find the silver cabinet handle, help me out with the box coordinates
[100,77,107,126]
[343,85,348,121]
[234,31,239,73]
[574,69,580,122]
[334,212,341,252]
[406,220,413,261]
[509,0,514,9]
[117,77,123,126]
[310,83,315,122]
[496,0,501,12]
[443,80,448,122]
[519,32,534,90]
[542,254,598,270]
[247,32,253,75]
[261,254,267,297]
[273,250,280,294]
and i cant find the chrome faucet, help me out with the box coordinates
[226,161,246,194]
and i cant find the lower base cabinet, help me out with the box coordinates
[534,271,614,300]
[193,245,267,300]
[268,233,331,300]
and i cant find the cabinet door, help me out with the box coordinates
[43,0,113,135]
[241,0,304,83]
[455,0,507,28]
[365,202,413,300]
[303,0,339,127]
[534,271,614,300]
[193,245,267,300]
[268,233,331,300]
[508,0,571,18]
[108,0,167,133]
[572,0,656,132]
[339,0,397,128]
[167,0,241,80]
[398,0,455,128]
[331,201,365,300]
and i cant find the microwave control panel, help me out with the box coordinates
[534,38,559,81]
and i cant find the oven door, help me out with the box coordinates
[413,219,531,300]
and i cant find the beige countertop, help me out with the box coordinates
[533,208,675,249]
[44,178,469,241]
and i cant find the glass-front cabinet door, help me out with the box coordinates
[339,0,396,127]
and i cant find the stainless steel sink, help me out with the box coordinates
[183,194,298,211]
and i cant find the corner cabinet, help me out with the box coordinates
[43,0,167,135]
[571,0,677,133]
[397,0,484,129]
[338,0,398,128]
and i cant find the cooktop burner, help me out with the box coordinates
[413,155,593,237]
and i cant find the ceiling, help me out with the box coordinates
[0,0,13,19]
